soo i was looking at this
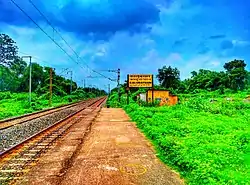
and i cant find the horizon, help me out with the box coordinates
[1,0,249,89]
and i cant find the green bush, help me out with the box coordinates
[124,96,250,185]
[0,90,102,120]
[0,92,12,100]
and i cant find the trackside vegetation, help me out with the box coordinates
[0,90,104,120]
[106,49,250,184]
[124,99,249,184]
[1,32,250,184]
[107,89,250,184]
[0,34,106,120]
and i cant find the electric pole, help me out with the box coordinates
[99,69,121,100]
[29,57,32,104]
[49,68,53,107]
[70,71,72,94]
[108,84,110,95]
[118,68,121,102]
[67,70,73,94]
[21,56,32,104]
[80,79,86,89]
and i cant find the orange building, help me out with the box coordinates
[146,90,178,106]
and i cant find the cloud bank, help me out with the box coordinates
[0,0,161,40]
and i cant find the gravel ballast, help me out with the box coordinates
[0,103,88,153]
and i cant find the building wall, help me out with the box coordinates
[147,90,178,106]
[169,95,178,105]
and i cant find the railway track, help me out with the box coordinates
[0,97,106,185]
[0,100,92,130]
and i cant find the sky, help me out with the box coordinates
[0,0,250,90]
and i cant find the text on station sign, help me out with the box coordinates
[128,74,153,88]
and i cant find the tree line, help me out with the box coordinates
[0,33,106,97]
[115,60,249,96]
[157,60,249,94]
[1,33,249,97]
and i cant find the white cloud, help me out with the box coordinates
[125,50,183,76]
[96,44,108,56]
[209,60,221,67]
[95,52,105,57]
[232,39,250,47]
[167,53,182,61]
[179,54,237,79]
[142,38,155,47]
[79,49,92,57]
[133,50,240,80]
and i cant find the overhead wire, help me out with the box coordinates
[19,51,75,82]
[10,0,82,65]
[19,51,53,67]
[10,0,114,82]
[26,0,114,81]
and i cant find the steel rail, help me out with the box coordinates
[0,98,101,130]
[0,100,82,124]
[0,97,105,157]
[0,97,106,184]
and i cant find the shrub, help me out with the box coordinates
[124,96,250,185]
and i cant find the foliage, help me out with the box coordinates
[155,60,249,94]
[224,60,248,90]
[123,95,250,185]
[0,90,106,120]
[0,33,18,66]
[0,33,107,119]
[157,66,180,89]
[0,33,107,97]
[183,70,228,93]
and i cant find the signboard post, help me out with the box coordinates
[126,86,130,105]
[127,74,154,104]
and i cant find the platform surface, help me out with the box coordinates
[20,108,184,185]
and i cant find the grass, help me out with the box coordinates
[123,95,250,185]
[0,91,96,120]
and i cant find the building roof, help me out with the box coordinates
[146,89,177,96]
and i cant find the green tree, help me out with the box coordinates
[247,71,250,89]
[0,65,14,91]
[191,71,198,78]
[157,66,180,89]
[10,58,27,77]
[224,59,247,90]
[182,70,229,93]
[18,63,44,92]
[0,34,18,66]
[0,63,23,92]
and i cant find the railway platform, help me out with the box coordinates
[18,108,183,185]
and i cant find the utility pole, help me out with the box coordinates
[99,68,121,100]
[108,84,110,95]
[49,68,53,107]
[118,68,121,102]
[84,79,86,88]
[67,70,73,94]
[21,56,32,104]
[70,71,72,94]
[94,85,98,97]
[29,57,32,104]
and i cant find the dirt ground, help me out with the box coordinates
[19,108,184,185]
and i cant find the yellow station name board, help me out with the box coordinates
[128,74,153,88]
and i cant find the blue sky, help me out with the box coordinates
[0,0,249,89]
